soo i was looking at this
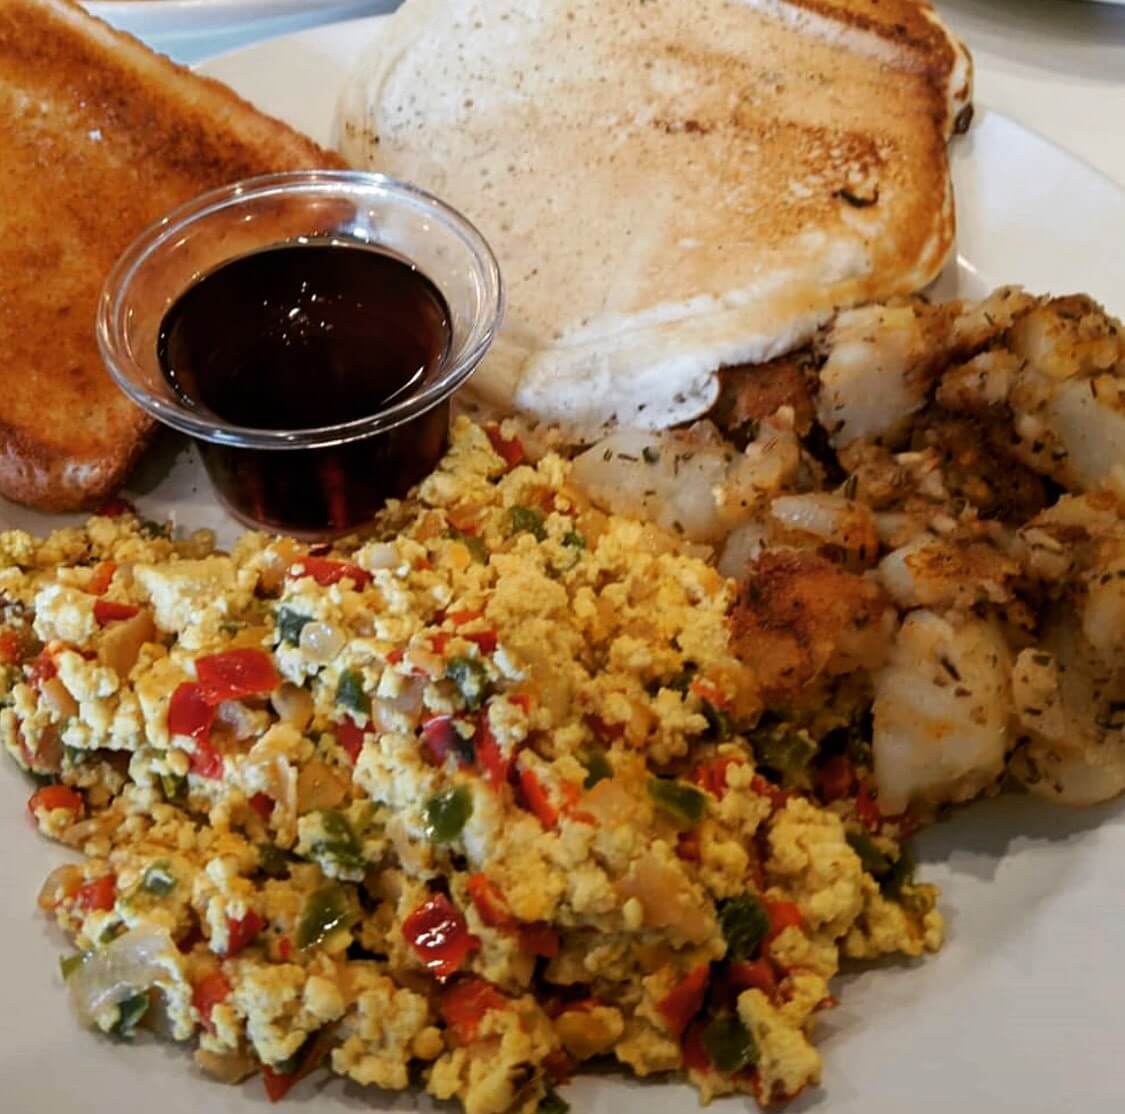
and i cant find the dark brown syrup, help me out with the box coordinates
[157,241,452,535]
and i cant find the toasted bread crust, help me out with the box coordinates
[0,0,347,511]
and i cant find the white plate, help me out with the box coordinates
[4,14,1125,1114]
[82,0,396,65]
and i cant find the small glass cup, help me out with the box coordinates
[97,170,502,537]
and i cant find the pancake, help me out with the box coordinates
[338,0,971,434]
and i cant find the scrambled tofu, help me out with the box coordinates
[4,419,940,1111]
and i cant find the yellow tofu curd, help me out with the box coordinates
[4,419,940,1112]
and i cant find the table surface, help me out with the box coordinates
[936,0,1125,187]
[128,0,1125,187]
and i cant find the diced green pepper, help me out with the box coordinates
[257,842,289,879]
[846,731,873,769]
[109,991,150,1039]
[296,884,354,949]
[538,1090,570,1114]
[424,785,473,843]
[647,777,706,829]
[668,663,698,694]
[160,772,186,804]
[141,861,176,896]
[701,1012,758,1074]
[58,952,87,980]
[718,894,770,961]
[99,922,124,945]
[561,531,585,550]
[701,700,732,740]
[273,1034,311,1076]
[846,830,892,878]
[582,749,613,790]
[277,606,313,646]
[752,727,817,781]
[508,505,547,542]
[138,519,171,540]
[446,656,489,711]
[308,809,366,871]
[881,844,916,900]
[336,670,371,717]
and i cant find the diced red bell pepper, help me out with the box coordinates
[336,716,368,764]
[277,936,293,962]
[691,756,743,800]
[518,766,558,829]
[517,923,560,958]
[289,556,372,590]
[817,755,855,804]
[676,829,702,862]
[422,715,465,767]
[93,600,139,626]
[0,629,24,665]
[466,873,515,929]
[751,775,790,814]
[86,560,117,596]
[196,648,280,703]
[485,424,526,470]
[727,959,778,999]
[475,716,511,789]
[97,496,135,518]
[192,969,232,1032]
[681,1020,711,1073]
[509,693,534,714]
[177,924,203,955]
[542,1049,576,1084]
[169,682,216,741]
[464,630,498,654]
[764,900,805,944]
[439,976,509,1044]
[448,609,483,625]
[586,715,624,743]
[658,964,710,1038]
[248,792,274,820]
[855,784,882,831]
[77,874,116,913]
[28,784,83,817]
[429,631,451,655]
[261,1065,298,1103]
[224,909,264,956]
[402,893,478,980]
[690,677,732,710]
[27,650,58,685]
[189,736,224,780]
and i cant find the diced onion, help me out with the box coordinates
[271,683,314,730]
[68,925,175,1029]
[299,621,345,664]
[364,543,399,570]
[37,863,82,910]
[215,700,260,741]
[297,759,349,813]
[193,1048,259,1084]
[41,677,79,719]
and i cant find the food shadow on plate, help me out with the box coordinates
[912,786,1125,883]
[122,426,194,498]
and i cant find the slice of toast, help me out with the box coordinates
[0,0,347,511]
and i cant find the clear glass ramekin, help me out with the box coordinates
[97,170,502,537]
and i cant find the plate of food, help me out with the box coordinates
[1,1,1124,1113]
